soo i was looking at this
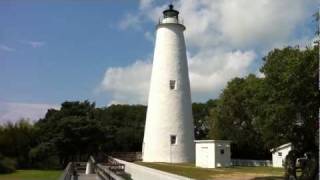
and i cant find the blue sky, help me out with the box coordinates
[0,1,154,106]
[0,0,317,122]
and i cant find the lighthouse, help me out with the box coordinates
[142,4,195,163]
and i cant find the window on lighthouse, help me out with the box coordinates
[170,135,177,145]
[169,80,176,90]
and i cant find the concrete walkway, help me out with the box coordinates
[78,173,99,180]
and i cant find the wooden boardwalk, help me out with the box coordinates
[59,156,126,180]
[78,173,99,180]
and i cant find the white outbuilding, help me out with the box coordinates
[195,140,231,168]
[270,143,292,167]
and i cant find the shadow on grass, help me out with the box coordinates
[252,176,283,180]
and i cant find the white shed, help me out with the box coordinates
[195,140,231,168]
[270,143,292,167]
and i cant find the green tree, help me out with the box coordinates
[35,100,103,166]
[259,46,319,153]
[95,104,147,152]
[261,46,319,180]
[208,45,319,161]
[208,74,268,159]
[0,120,37,168]
[192,100,218,140]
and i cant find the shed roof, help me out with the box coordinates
[194,140,232,143]
[270,142,292,152]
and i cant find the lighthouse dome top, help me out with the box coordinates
[163,4,179,19]
[158,4,185,29]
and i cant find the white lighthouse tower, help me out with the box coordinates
[142,4,195,163]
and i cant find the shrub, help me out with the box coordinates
[29,143,60,169]
[0,155,16,174]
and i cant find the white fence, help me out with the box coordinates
[231,159,272,167]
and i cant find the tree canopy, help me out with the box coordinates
[208,46,319,159]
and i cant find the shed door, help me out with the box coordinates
[200,147,209,167]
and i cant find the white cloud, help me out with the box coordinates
[99,50,256,104]
[0,44,15,52]
[118,14,142,30]
[0,102,59,123]
[189,50,256,101]
[99,60,152,104]
[130,0,315,50]
[256,71,266,78]
[217,0,307,48]
[139,0,153,9]
[144,31,154,42]
[21,40,46,48]
[99,0,316,104]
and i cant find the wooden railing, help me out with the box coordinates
[89,156,96,164]
[59,162,74,180]
[107,152,142,162]
[106,156,125,174]
[96,164,125,180]
[89,155,126,180]
[58,155,128,180]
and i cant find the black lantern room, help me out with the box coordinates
[163,4,179,19]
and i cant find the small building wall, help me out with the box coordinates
[271,145,292,167]
[195,140,231,168]
[195,142,215,168]
[214,142,231,167]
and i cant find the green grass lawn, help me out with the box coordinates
[136,162,284,180]
[0,170,62,180]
